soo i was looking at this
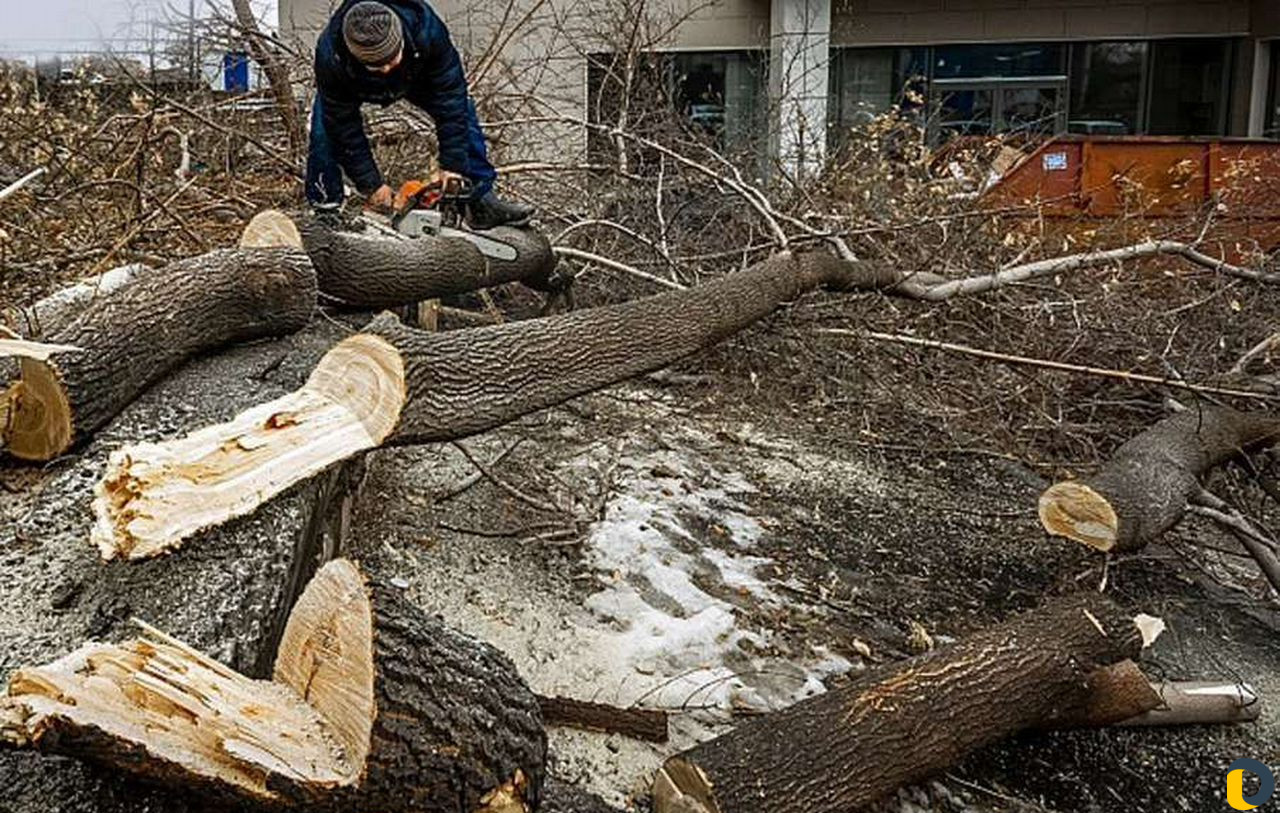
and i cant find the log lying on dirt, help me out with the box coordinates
[1,247,316,461]
[0,322,370,809]
[92,250,872,559]
[652,593,1151,813]
[1,559,547,812]
[301,217,560,308]
[1039,407,1280,552]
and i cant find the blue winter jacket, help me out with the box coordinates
[305,0,495,205]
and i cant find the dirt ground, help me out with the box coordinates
[345,368,1280,812]
[0,289,1277,812]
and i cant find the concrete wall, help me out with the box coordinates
[832,0,1252,46]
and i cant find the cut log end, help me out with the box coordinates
[241,210,303,250]
[272,558,375,776]
[3,357,73,462]
[90,334,406,560]
[1038,481,1118,552]
[2,558,542,811]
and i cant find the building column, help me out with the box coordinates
[769,0,831,179]
[1248,40,1272,137]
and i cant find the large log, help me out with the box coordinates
[652,593,1150,813]
[1,248,316,461]
[301,218,560,308]
[0,322,365,811]
[1,559,546,813]
[1039,407,1280,552]
[91,250,869,558]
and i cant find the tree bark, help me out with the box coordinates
[1039,407,1280,552]
[0,323,369,811]
[653,593,1147,813]
[372,250,860,445]
[536,695,669,743]
[2,559,547,813]
[1,263,148,339]
[92,250,872,558]
[2,248,316,461]
[301,220,560,309]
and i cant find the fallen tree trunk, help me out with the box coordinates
[2,248,316,461]
[1,263,148,339]
[652,593,1151,813]
[301,218,560,308]
[1,559,546,813]
[0,322,372,809]
[91,250,871,558]
[1038,407,1280,552]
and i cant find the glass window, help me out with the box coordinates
[830,48,895,130]
[1266,43,1280,139]
[938,88,995,136]
[1146,39,1232,135]
[670,51,768,154]
[933,43,1065,80]
[585,50,766,161]
[827,46,928,144]
[1069,41,1146,135]
[1001,86,1062,135]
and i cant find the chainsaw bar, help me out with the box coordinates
[438,225,519,262]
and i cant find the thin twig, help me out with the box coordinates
[1189,490,1280,596]
[826,329,1280,402]
[451,441,565,515]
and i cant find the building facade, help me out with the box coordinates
[279,0,1280,174]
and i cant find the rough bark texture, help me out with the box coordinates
[654,592,1145,813]
[3,248,316,460]
[1040,407,1280,551]
[343,577,547,812]
[1,263,146,339]
[1039,660,1162,729]
[302,220,559,309]
[371,251,863,444]
[0,322,361,812]
[4,559,546,813]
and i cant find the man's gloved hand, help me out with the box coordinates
[367,184,395,213]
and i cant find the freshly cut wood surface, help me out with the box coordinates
[88,249,875,557]
[92,333,405,560]
[2,559,547,812]
[1040,407,1280,552]
[2,248,317,461]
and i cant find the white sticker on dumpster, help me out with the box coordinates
[1042,151,1069,171]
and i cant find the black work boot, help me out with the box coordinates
[466,191,534,230]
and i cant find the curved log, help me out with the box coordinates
[1039,407,1280,552]
[653,593,1150,813]
[2,248,317,461]
[1,263,148,339]
[302,218,559,308]
[2,559,546,813]
[91,250,871,558]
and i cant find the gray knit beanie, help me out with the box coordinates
[343,2,404,66]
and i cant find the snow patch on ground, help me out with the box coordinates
[575,446,851,712]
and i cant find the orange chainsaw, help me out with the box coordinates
[384,177,518,262]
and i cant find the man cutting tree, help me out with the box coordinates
[305,0,533,229]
